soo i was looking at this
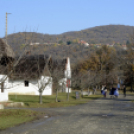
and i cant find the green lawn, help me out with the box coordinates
[0,109,44,130]
[9,92,102,108]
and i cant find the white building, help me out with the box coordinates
[1,75,52,96]
[84,43,89,47]
[0,56,71,101]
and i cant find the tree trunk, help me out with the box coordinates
[88,88,90,96]
[1,82,4,93]
[56,89,58,102]
[62,84,63,92]
[95,85,97,94]
[81,88,83,98]
[62,83,64,93]
[39,92,43,104]
[131,83,133,92]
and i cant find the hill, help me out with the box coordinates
[1,25,134,64]
[2,25,134,64]
[5,25,134,49]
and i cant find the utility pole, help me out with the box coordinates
[5,12,11,44]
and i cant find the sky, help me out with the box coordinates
[1,0,134,38]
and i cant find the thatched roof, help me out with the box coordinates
[0,38,15,59]
[9,55,68,80]
[0,65,8,74]
[10,55,49,80]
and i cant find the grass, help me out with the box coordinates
[0,92,102,130]
[0,109,44,130]
[9,92,102,108]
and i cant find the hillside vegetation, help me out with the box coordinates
[2,25,134,64]
[6,25,134,48]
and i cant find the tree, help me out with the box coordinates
[58,40,63,45]
[67,40,72,45]
[38,76,52,104]
[126,40,130,45]
[72,45,118,91]
[49,58,67,102]
[37,55,52,104]
[51,68,63,102]
[124,33,134,90]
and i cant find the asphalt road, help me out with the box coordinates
[1,95,134,134]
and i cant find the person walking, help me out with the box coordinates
[123,85,126,97]
[109,87,115,98]
[101,87,103,94]
[103,86,107,98]
[114,88,119,98]
[93,86,96,95]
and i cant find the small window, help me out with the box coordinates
[24,80,29,87]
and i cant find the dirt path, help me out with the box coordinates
[1,95,134,134]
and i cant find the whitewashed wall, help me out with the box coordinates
[59,78,71,93]
[64,57,71,93]
[38,76,52,95]
[64,57,71,79]
[0,75,8,101]
[1,75,52,96]
[0,90,8,102]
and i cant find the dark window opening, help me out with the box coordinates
[24,80,29,87]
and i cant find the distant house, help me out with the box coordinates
[30,42,40,45]
[84,42,89,47]
[106,43,114,47]
[78,40,89,47]
[96,44,101,48]
[122,45,127,50]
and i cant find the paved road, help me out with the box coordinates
[1,95,134,134]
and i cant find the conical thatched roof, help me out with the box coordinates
[0,38,15,59]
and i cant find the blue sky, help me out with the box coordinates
[0,0,134,38]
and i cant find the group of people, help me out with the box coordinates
[109,87,119,98]
[101,85,126,98]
